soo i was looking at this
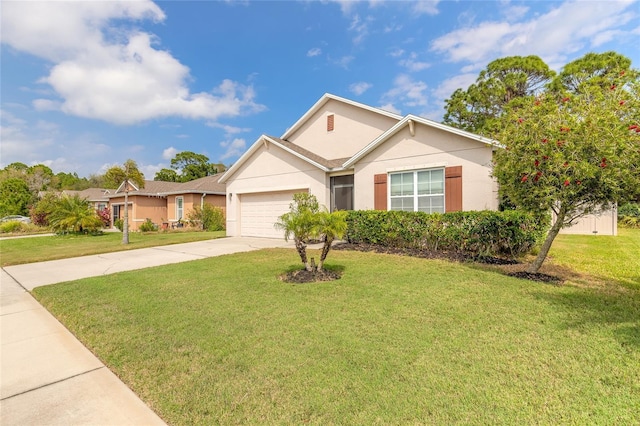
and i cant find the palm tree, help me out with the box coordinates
[104,159,145,244]
[316,209,348,271]
[48,194,103,233]
[274,193,319,271]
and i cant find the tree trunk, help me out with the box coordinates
[122,180,129,245]
[526,206,566,274]
[317,236,333,271]
[294,238,311,271]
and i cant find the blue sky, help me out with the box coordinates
[1,0,639,179]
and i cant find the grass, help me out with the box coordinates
[0,230,225,266]
[33,244,640,425]
[548,228,640,287]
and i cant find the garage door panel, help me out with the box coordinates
[239,190,305,238]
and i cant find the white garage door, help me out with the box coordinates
[239,190,306,238]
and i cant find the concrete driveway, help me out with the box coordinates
[1,236,292,425]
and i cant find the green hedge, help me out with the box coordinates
[345,210,548,259]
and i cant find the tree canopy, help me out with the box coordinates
[443,55,555,134]
[491,53,640,273]
[154,151,226,182]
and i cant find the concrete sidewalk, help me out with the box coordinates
[1,236,292,425]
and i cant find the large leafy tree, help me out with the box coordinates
[0,177,33,216]
[493,68,640,273]
[155,151,224,182]
[443,56,555,135]
[104,159,145,244]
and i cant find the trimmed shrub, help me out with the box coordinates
[114,218,124,232]
[187,204,225,231]
[139,218,158,232]
[345,210,548,259]
[618,203,640,228]
[0,220,27,234]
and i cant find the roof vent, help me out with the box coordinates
[327,114,334,132]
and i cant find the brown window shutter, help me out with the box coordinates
[445,166,462,212]
[374,174,387,210]
[327,114,334,132]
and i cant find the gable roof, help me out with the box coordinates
[219,94,500,184]
[281,93,402,140]
[110,174,226,198]
[343,114,500,168]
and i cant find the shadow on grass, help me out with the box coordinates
[533,287,640,349]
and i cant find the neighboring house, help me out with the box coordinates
[61,188,111,211]
[106,173,226,230]
[219,94,500,238]
[220,93,616,238]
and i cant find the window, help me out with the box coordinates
[389,169,444,213]
[112,205,121,220]
[327,114,334,132]
[330,175,353,211]
[176,196,184,220]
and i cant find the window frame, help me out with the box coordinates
[388,168,445,214]
[176,196,184,220]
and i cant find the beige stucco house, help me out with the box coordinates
[219,94,500,238]
[62,188,111,212]
[220,93,617,238]
[107,174,226,231]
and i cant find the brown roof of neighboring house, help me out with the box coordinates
[62,188,111,201]
[110,174,226,197]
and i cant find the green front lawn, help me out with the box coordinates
[0,231,225,266]
[548,228,640,287]
[33,245,640,425]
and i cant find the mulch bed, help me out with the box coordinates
[332,242,563,284]
[507,271,563,284]
[281,268,342,284]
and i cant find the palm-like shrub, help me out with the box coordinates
[275,193,347,272]
[316,209,348,271]
[49,195,103,234]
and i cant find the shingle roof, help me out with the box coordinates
[110,175,226,197]
[266,136,349,170]
[62,188,110,201]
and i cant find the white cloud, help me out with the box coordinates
[430,0,637,66]
[162,147,179,160]
[331,55,355,69]
[413,0,440,16]
[307,47,322,57]
[220,138,247,161]
[389,48,405,58]
[432,73,478,101]
[206,122,252,138]
[399,52,431,72]
[381,74,429,110]
[349,82,373,96]
[1,1,265,125]
[348,14,372,45]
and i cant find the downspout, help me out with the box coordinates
[201,193,206,208]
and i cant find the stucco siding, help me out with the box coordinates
[225,143,328,236]
[132,196,167,228]
[353,125,498,211]
[287,99,399,160]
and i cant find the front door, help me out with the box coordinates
[330,175,354,211]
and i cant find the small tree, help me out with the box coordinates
[274,193,347,272]
[316,209,348,271]
[494,79,640,273]
[274,193,319,271]
[48,195,103,234]
[104,160,145,244]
